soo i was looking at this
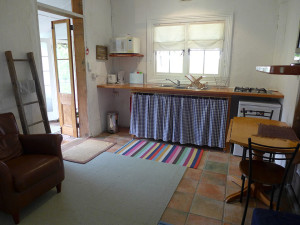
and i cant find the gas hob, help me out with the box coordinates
[234,87,273,94]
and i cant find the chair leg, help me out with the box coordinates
[56,183,62,193]
[240,175,245,203]
[270,185,275,210]
[12,212,20,224]
[241,180,251,225]
[276,183,285,211]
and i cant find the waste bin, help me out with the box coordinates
[107,112,118,133]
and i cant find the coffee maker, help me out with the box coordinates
[117,71,125,84]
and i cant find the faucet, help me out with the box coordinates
[166,78,180,86]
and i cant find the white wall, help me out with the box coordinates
[0,0,45,134]
[110,0,280,89]
[83,0,113,135]
[271,0,300,125]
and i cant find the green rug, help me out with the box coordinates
[0,153,185,225]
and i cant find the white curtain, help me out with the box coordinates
[153,22,225,51]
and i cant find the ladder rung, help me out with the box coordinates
[13,59,29,62]
[28,120,44,127]
[23,101,39,106]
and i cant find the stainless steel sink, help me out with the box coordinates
[160,84,174,87]
[174,86,188,89]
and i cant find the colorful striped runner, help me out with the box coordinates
[115,140,203,169]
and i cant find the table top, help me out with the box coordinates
[227,117,300,161]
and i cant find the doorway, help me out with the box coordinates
[38,11,79,137]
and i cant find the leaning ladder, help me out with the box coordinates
[5,51,51,134]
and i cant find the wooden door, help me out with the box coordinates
[52,19,78,137]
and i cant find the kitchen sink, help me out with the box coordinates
[160,84,174,87]
[159,84,189,89]
[174,86,188,89]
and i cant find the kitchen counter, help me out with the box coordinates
[97,84,284,99]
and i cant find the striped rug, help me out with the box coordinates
[115,140,203,169]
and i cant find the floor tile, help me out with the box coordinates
[190,195,224,220]
[103,137,118,143]
[204,161,228,174]
[229,154,242,163]
[106,144,122,153]
[196,183,225,201]
[167,191,194,212]
[201,171,227,186]
[176,178,198,194]
[186,213,222,225]
[198,151,208,170]
[208,152,229,163]
[160,208,188,225]
[223,201,254,225]
[116,138,132,145]
[228,162,242,176]
[183,168,202,181]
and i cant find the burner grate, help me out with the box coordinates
[234,87,268,94]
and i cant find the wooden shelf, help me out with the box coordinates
[109,53,144,57]
[256,65,300,75]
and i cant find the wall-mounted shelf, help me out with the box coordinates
[256,64,300,75]
[109,53,144,57]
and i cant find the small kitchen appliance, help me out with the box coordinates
[130,72,144,84]
[107,74,117,84]
[110,36,140,54]
[117,71,125,84]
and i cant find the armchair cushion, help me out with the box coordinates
[0,134,23,162]
[5,155,62,192]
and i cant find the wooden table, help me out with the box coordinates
[225,117,299,205]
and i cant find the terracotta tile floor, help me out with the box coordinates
[93,128,286,225]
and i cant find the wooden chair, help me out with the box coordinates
[239,138,300,225]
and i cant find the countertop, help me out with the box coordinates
[97,84,284,99]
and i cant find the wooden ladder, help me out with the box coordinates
[5,51,51,134]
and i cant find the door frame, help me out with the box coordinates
[37,0,89,137]
[52,19,78,137]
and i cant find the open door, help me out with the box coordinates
[52,19,78,137]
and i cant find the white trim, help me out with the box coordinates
[147,14,233,85]
[37,2,84,19]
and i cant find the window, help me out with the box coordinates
[147,16,233,84]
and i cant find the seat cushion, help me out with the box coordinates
[6,154,62,192]
[239,160,285,185]
[0,134,23,162]
[252,208,300,225]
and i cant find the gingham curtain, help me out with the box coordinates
[130,93,228,148]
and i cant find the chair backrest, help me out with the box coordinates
[247,138,300,210]
[248,138,299,165]
[0,113,23,161]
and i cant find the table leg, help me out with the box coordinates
[225,175,274,208]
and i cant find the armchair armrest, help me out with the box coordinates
[19,134,63,157]
[0,161,14,194]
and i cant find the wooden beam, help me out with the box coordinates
[37,2,83,19]
[72,0,89,137]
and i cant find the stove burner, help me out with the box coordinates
[234,87,268,94]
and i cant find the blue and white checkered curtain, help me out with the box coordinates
[130,93,228,148]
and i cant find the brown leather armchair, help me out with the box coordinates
[0,113,64,224]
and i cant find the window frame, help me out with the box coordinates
[147,15,233,85]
